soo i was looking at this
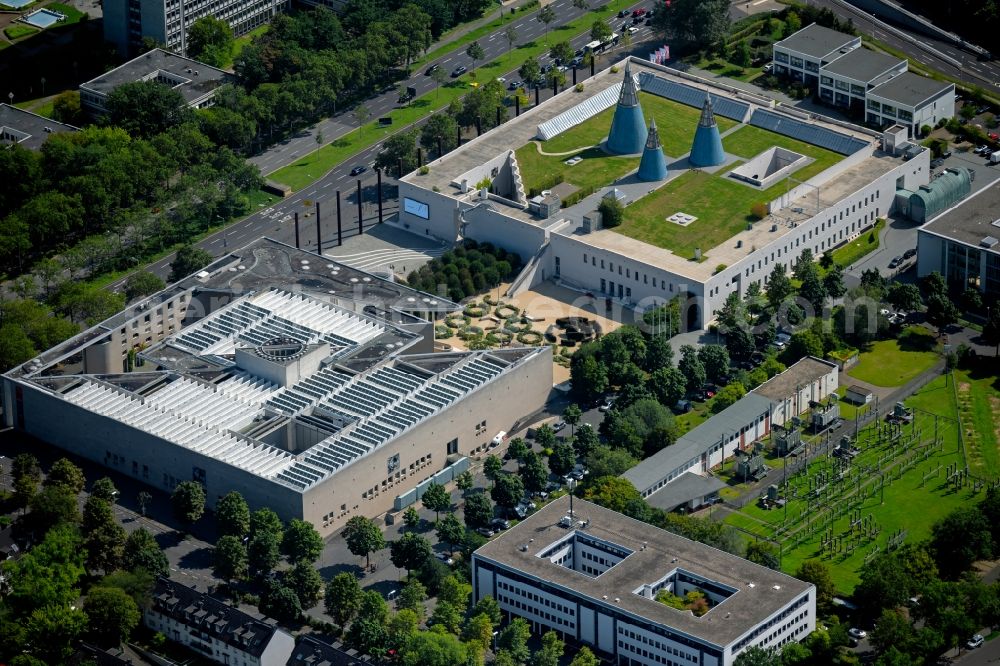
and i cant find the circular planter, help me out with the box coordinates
[483,294,500,306]
[463,305,487,317]
[516,331,544,345]
[495,304,520,319]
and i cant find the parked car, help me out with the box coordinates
[848,628,867,640]
[508,80,522,90]
[931,158,944,168]
[626,25,640,34]
[350,165,368,176]
[533,490,550,500]
[967,634,985,649]
[451,65,467,77]
[762,63,773,73]
[632,7,646,17]
[903,248,917,259]
[675,399,692,413]
[888,255,903,269]
[552,420,567,432]
[435,552,455,565]
[618,8,629,17]
[599,395,617,412]
[476,526,495,537]
[545,481,562,493]
[490,518,511,531]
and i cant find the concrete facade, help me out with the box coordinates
[2,239,552,537]
[473,497,816,666]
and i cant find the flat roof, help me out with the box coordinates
[774,23,858,60]
[820,47,905,84]
[474,496,812,647]
[751,356,837,402]
[868,71,953,108]
[622,393,773,492]
[920,181,1000,252]
[846,385,872,395]
[644,472,726,512]
[80,48,231,104]
[0,103,76,150]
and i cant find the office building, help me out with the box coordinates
[472,496,816,666]
[0,103,77,151]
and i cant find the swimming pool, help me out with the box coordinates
[22,7,64,28]
[0,0,33,8]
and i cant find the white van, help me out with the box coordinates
[490,431,507,448]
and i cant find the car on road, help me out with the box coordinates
[903,248,917,259]
[848,628,867,640]
[426,64,440,76]
[451,65,467,77]
[888,255,904,269]
[508,80,522,90]
[476,526,495,537]
[350,165,368,176]
[490,518,511,531]
[967,634,984,649]
[496,76,506,84]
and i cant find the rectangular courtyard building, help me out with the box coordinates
[1,238,552,536]
[472,496,815,666]
[0,103,77,150]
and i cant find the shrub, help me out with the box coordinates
[750,202,768,219]
[419,165,430,175]
[713,264,728,275]
[610,65,620,73]
[575,83,585,92]
[597,196,624,228]
[920,124,932,137]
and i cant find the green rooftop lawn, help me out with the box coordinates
[724,375,976,594]
[4,24,39,40]
[514,143,639,194]
[847,326,939,388]
[612,125,844,259]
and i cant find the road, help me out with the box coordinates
[806,0,1000,89]
[110,0,659,290]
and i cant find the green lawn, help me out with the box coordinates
[44,2,85,24]
[722,125,843,183]
[515,143,639,193]
[227,24,269,69]
[847,327,939,387]
[269,8,614,190]
[725,375,976,594]
[953,364,1000,478]
[830,217,884,268]
[4,24,39,40]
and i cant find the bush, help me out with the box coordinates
[920,124,932,137]
[713,264,728,275]
[419,165,430,175]
[597,196,624,228]
[527,173,564,197]
[610,65,620,73]
[750,202,768,219]
[575,83,585,92]
[562,184,596,208]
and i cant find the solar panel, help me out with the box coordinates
[637,73,751,122]
[748,109,868,155]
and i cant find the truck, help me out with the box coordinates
[990,150,1000,164]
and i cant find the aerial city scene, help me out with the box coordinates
[1,0,999,663]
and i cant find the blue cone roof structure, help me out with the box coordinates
[689,92,725,167]
[637,119,667,181]
[606,62,647,155]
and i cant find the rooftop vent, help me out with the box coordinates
[992,218,1000,229]
[981,236,998,248]
[773,585,781,590]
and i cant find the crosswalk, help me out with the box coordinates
[323,246,447,272]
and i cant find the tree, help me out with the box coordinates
[598,195,624,228]
[548,441,577,477]
[51,90,84,126]
[324,572,362,626]
[886,282,922,313]
[920,271,947,301]
[519,56,541,85]
[572,0,589,9]
[535,423,556,449]
[400,630,467,666]
[783,10,801,36]
[342,515,386,568]
[504,25,518,53]
[697,345,730,385]
[354,104,371,130]
[926,293,959,335]
[171,481,206,525]
[929,508,993,579]
[248,530,281,577]
[375,129,419,174]
[823,264,846,300]
[91,477,119,504]
[733,645,782,666]
[214,534,249,582]
[573,423,600,458]
[570,647,600,666]
[532,631,565,666]
[387,608,419,655]
[582,476,642,513]
[390,532,434,574]
[590,19,612,43]
[463,491,494,528]
[105,80,192,139]
[784,330,823,362]
[520,450,549,493]
[259,580,302,622]
[122,528,169,577]
[436,512,465,550]
[466,40,486,69]
[795,560,835,613]
[421,113,459,156]
[403,506,421,529]
[563,403,582,436]
[215,491,250,539]
[732,39,751,67]
[550,40,575,64]
[29,484,80,531]
[585,445,638,478]
[168,244,213,283]
[984,306,1000,356]
[498,617,531,664]
[22,603,88,663]
[711,382,746,413]
[100,569,155,608]
[0,325,37,377]
[136,490,151,516]
[571,351,608,403]
[483,454,504,485]
[12,453,41,509]
[455,470,474,493]
[652,0,731,51]
[398,577,428,619]
[285,560,324,608]
[870,609,915,657]
[855,544,938,620]
[121,271,166,303]
[678,345,707,394]
[491,473,525,512]
[745,541,780,570]
[282,518,324,564]
[86,585,141,647]
[766,263,793,311]
[422,482,452,521]
[46,457,85,494]
[186,16,234,67]
[4,524,85,615]
[538,4,556,40]
[348,591,389,655]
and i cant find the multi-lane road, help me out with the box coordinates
[112,1,659,288]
